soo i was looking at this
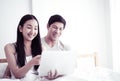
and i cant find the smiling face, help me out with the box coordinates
[47,22,64,42]
[19,19,38,41]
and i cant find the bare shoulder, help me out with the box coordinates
[4,43,16,55]
[4,43,15,50]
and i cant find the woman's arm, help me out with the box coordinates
[4,43,41,78]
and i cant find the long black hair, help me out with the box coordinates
[16,14,42,70]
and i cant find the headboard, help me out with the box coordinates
[76,52,99,71]
[0,58,7,63]
[0,52,98,78]
[0,52,98,65]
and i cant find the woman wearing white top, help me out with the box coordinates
[4,14,42,81]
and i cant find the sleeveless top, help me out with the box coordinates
[41,37,70,51]
[20,56,38,81]
[11,43,38,81]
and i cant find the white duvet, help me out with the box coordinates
[0,67,120,81]
[52,66,120,81]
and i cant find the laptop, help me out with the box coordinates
[38,51,76,76]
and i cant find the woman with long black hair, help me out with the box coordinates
[4,14,42,80]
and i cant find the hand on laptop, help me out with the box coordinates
[44,69,64,80]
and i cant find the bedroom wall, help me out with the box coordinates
[0,0,32,58]
[110,0,120,73]
[32,0,113,69]
[0,0,114,70]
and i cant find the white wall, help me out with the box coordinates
[0,0,32,58]
[32,0,113,69]
[110,0,120,72]
[0,0,113,69]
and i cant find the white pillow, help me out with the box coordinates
[0,63,8,78]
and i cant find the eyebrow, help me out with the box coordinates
[26,24,38,28]
[26,24,32,26]
[52,25,63,28]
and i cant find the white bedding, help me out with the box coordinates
[0,63,8,78]
[80,67,120,81]
[0,67,120,81]
[51,66,120,81]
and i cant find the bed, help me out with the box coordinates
[0,52,120,81]
[52,52,120,81]
[0,58,8,78]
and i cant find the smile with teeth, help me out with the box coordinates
[28,33,34,38]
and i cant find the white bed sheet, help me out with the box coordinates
[0,67,120,81]
[52,66,120,81]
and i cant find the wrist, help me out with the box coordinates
[28,59,34,66]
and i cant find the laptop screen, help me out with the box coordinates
[38,51,76,76]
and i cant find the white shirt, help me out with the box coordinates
[41,37,70,51]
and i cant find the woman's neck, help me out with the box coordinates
[24,40,32,56]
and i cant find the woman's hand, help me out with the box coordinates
[44,70,64,80]
[31,55,41,66]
